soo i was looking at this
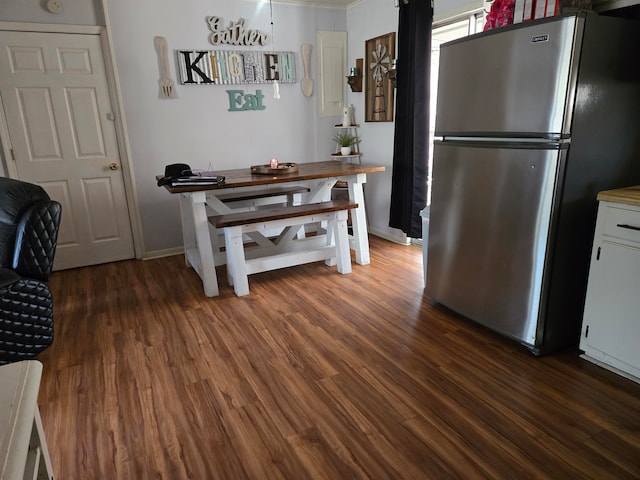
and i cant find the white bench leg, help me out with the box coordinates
[292,193,306,239]
[294,225,306,240]
[224,226,250,296]
[333,210,352,274]
[291,192,303,206]
[324,220,337,267]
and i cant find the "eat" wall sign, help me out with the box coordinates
[226,89,266,112]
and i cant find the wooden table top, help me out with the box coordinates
[597,185,640,207]
[159,160,385,193]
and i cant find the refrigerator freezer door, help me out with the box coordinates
[435,16,581,139]
[426,142,561,346]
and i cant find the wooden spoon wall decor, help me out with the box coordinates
[300,43,313,97]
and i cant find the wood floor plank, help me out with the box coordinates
[36,236,640,479]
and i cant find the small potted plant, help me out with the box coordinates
[333,132,361,156]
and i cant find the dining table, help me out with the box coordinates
[159,160,385,297]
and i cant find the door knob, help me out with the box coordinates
[109,162,119,171]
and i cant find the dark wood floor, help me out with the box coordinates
[39,236,640,479]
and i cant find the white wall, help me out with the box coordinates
[102,0,346,253]
[0,0,102,25]
[346,0,405,244]
[344,0,480,244]
[101,0,346,254]
[1,0,467,256]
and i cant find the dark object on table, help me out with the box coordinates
[170,175,225,187]
[0,177,61,365]
[157,163,193,186]
[157,163,225,186]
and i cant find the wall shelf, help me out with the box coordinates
[346,58,363,92]
[332,124,361,164]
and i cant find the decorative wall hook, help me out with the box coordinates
[346,58,363,92]
[387,58,397,88]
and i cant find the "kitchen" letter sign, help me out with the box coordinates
[178,50,296,85]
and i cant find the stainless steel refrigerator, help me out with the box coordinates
[425,13,640,355]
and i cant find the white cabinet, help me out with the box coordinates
[580,188,640,383]
[316,31,347,117]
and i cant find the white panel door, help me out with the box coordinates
[0,31,134,270]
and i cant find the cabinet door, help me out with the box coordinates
[316,31,347,117]
[582,241,640,375]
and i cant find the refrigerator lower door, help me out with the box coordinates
[426,141,562,347]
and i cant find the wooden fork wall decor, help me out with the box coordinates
[153,36,177,99]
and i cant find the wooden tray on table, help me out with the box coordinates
[250,163,298,175]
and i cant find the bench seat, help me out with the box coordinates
[216,185,310,207]
[209,199,357,296]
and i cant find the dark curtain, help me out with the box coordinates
[388,0,433,238]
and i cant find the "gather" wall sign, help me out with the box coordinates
[206,16,269,46]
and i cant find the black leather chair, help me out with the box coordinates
[0,177,61,365]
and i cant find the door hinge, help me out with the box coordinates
[585,325,589,338]
[10,148,15,161]
[596,246,601,261]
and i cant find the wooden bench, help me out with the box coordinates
[216,185,310,208]
[209,199,357,296]
[208,185,312,260]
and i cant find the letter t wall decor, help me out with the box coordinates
[365,32,396,122]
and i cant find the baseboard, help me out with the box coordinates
[368,227,410,246]
[142,246,184,260]
[580,354,640,385]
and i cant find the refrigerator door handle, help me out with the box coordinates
[616,223,640,232]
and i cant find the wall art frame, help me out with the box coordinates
[364,32,396,122]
